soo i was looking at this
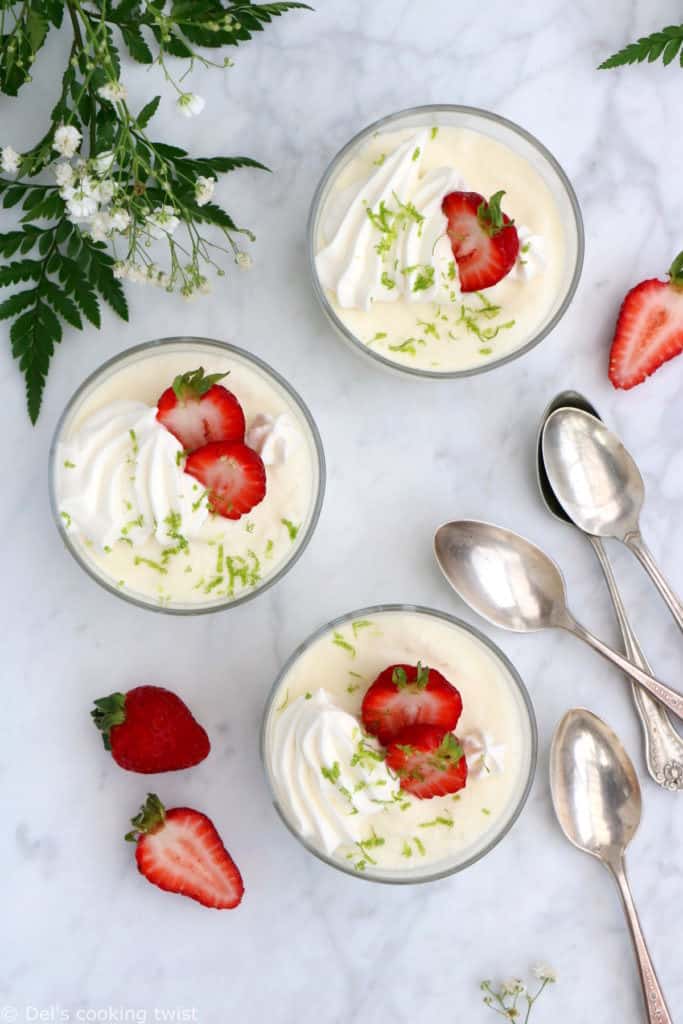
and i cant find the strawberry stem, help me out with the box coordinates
[91,692,127,751]
[477,191,513,237]
[125,793,166,843]
[668,250,683,288]
[172,366,228,403]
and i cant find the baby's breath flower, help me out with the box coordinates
[146,205,180,239]
[63,177,98,220]
[194,175,215,207]
[532,964,557,983]
[1,145,20,175]
[482,967,556,1022]
[53,124,81,157]
[92,150,114,176]
[88,212,111,242]
[176,92,205,117]
[235,251,252,270]
[97,81,128,103]
[54,161,74,187]
[108,208,130,233]
[95,179,115,205]
[501,979,526,996]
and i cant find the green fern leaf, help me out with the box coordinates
[10,300,63,424]
[599,24,683,69]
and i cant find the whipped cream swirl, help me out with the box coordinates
[246,412,301,467]
[269,689,400,855]
[57,400,208,550]
[316,129,465,310]
[462,729,505,779]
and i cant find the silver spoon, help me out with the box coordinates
[433,520,683,722]
[537,392,683,791]
[550,709,673,1023]
[542,407,683,632]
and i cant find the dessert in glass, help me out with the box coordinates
[309,105,583,377]
[262,605,537,883]
[50,337,325,613]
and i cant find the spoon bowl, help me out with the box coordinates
[433,519,683,722]
[550,709,672,1022]
[542,406,683,634]
[542,407,644,540]
[550,708,641,865]
[434,520,571,632]
[536,391,600,525]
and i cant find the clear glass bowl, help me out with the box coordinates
[308,104,584,378]
[261,604,537,884]
[49,337,326,615]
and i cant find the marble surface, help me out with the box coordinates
[2,1,683,1021]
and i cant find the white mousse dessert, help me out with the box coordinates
[263,607,535,880]
[52,340,322,610]
[314,114,573,373]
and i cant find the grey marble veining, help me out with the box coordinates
[2,1,683,1021]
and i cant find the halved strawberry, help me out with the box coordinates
[126,794,244,910]
[442,190,519,292]
[386,725,468,799]
[156,366,246,452]
[361,662,462,747]
[609,251,683,390]
[185,440,266,520]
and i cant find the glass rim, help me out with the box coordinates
[307,103,585,379]
[260,602,538,885]
[48,335,326,616]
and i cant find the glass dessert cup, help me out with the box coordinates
[308,104,584,378]
[261,604,537,884]
[49,337,325,615]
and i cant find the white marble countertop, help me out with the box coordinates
[3,2,683,1021]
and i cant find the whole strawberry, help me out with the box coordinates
[92,685,210,773]
[126,793,244,910]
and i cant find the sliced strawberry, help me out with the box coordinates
[442,190,519,292]
[609,252,683,390]
[361,662,463,746]
[91,685,210,774]
[126,794,244,910]
[185,441,266,520]
[386,725,468,799]
[156,366,246,452]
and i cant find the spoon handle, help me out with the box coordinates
[589,536,683,791]
[609,859,673,1024]
[567,619,683,722]
[625,531,683,633]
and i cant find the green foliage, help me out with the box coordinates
[0,0,310,422]
[599,24,683,69]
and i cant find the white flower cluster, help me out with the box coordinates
[113,261,170,289]
[195,175,215,207]
[1,145,21,175]
[52,133,130,243]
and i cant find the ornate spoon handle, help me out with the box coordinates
[626,530,683,634]
[589,536,683,791]
[609,859,673,1024]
